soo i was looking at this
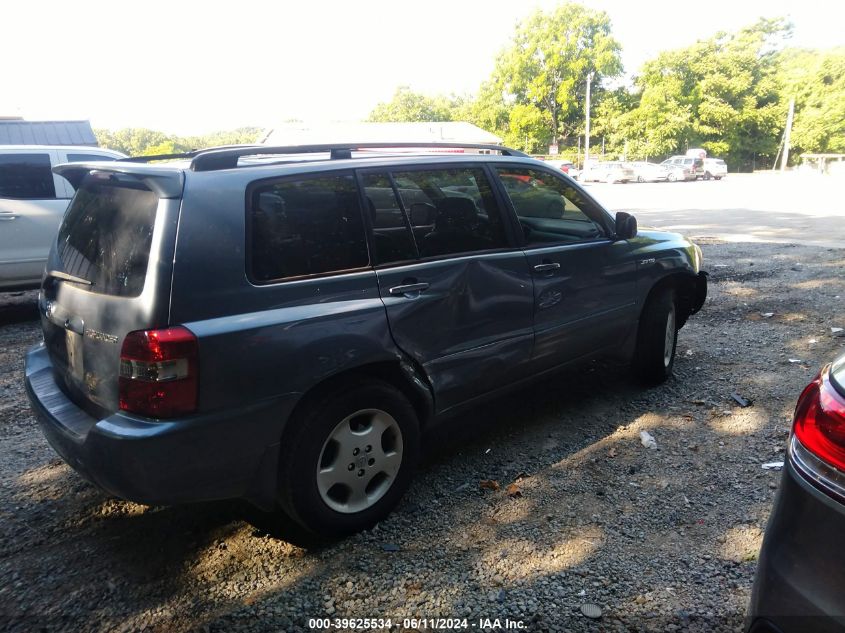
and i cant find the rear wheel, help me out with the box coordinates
[632,287,678,386]
[276,379,420,541]
[637,175,645,183]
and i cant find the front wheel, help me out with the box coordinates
[637,175,645,183]
[276,379,420,541]
[667,172,677,182]
[632,287,678,386]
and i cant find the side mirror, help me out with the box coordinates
[615,211,638,240]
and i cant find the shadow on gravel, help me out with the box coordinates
[4,243,844,632]
[0,293,38,326]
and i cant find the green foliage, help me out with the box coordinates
[605,19,791,167]
[94,127,263,156]
[489,2,622,144]
[778,48,845,155]
[367,86,463,122]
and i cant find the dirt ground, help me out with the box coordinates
[1,240,844,633]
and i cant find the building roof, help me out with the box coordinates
[0,120,97,146]
[259,121,502,146]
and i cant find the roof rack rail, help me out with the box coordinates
[119,144,264,164]
[188,142,529,172]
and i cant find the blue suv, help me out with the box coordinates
[24,143,707,541]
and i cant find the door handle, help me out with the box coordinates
[389,282,429,296]
[0,212,19,221]
[533,262,561,273]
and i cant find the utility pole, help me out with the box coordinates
[781,98,795,172]
[584,71,594,167]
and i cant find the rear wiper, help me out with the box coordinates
[46,270,93,286]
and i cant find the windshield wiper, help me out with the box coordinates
[46,270,93,286]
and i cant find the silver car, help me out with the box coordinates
[630,161,670,183]
[0,145,125,291]
[703,158,727,180]
[580,161,635,184]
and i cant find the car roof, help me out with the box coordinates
[60,151,547,176]
[53,151,551,199]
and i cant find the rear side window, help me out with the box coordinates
[57,175,158,297]
[66,153,118,163]
[362,173,417,265]
[0,153,56,199]
[249,174,369,282]
[391,168,508,259]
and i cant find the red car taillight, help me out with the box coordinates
[793,370,845,471]
[119,326,198,418]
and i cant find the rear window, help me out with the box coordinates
[57,175,158,297]
[249,173,369,282]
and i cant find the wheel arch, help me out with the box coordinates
[643,271,707,329]
[283,358,435,442]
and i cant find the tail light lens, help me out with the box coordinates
[793,369,845,471]
[119,326,198,418]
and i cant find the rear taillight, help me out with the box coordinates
[793,369,845,471]
[119,326,198,418]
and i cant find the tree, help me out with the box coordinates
[488,2,622,145]
[778,48,845,156]
[614,18,791,168]
[367,86,462,122]
[94,127,262,156]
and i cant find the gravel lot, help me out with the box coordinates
[1,179,844,632]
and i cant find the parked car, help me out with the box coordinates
[747,352,845,632]
[580,161,635,183]
[545,159,580,180]
[660,156,702,181]
[630,161,671,183]
[703,158,728,180]
[0,145,126,291]
[24,142,707,542]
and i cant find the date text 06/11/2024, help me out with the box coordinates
[307,618,527,630]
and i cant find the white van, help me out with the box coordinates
[0,145,126,291]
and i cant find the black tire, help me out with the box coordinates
[632,287,678,386]
[276,379,420,541]
[637,175,645,183]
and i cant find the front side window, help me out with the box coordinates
[497,167,605,245]
[391,168,508,258]
[0,153,55,199]
[249,173,369,282]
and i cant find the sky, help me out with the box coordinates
[2,0,843,135]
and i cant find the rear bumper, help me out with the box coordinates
[746,460,845,633]
[25,342,298,509]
